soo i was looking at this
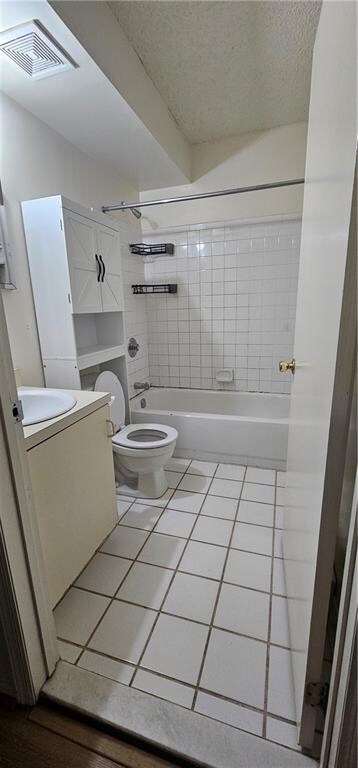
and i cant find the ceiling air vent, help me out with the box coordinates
[0,20,77,80]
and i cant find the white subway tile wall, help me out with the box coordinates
[120,224,150,398]
[143,218,301,394]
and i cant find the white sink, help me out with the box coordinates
[19,388,77,426]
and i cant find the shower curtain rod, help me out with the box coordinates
[101,178,304,214]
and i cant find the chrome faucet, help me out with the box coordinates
[133,382,150,391]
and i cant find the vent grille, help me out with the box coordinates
[0,21,76,79]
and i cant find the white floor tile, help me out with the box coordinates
[138,532,186,569]
[231,522,273,556]
[275,507,285,528]
[167,489,205,514]
[237,500,274,527]
[209,478,243,499]
[224,549,272,593]
[133,669,194,709]
[166,457,191,472]
[75,553,132,596]
[245,467,276,485]
[242,482,275,505]
[178,473,212,494]
[214,583,270,641]
[272,557,287,596]
[276,471,286,487]
[141,614,209,685]
[163,572,219,624]
[200,628,266,709]
[137,488,174,508]
[179,541,226,580]
[101,526,149,559]
[200,495,238,520]
[271,596,291,648]
[195,691,263,736]
[58,640,82,664]
[165,470,184,488]
[119,503,162,531]
[78,650,134,685]
[266,717,301,751]
[188,460,218,477]
[215,464,246,481]
[267,646,296,720]
[54,588,110,646]
[115,562,173,609]
[274,529,284,557]
[191,515,233,547]
[276,487,286,506]
[154,509,197,538]
[89,601,157,664]
[116,497,132,519]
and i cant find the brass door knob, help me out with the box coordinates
[279,358,296,374]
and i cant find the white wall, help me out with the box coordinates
[141,123,307,230]
[51,0,190,183]
[0,94,141,386]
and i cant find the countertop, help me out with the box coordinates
[22,388,110,450]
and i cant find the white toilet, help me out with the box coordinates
[94,371,177,499]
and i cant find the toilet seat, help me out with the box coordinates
[112,423,177,450]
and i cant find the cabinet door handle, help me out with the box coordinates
[95,253,102,282]
[99,255,106,282]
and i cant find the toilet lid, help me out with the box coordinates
[94,371,125,430]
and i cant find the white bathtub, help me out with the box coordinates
[131,388,289,470]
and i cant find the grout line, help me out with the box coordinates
[191,467,246,715]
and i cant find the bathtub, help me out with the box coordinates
[131,388,289,470]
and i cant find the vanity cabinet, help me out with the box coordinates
[25,395,117,608]
[21,195,127,390]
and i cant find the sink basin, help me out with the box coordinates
[19,388,77,426]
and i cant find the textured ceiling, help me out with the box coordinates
[108,1,321,144]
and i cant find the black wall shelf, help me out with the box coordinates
[132,284,178,295]
[130,243,175,257]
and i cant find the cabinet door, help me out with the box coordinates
[101,273,124,312]
[63,211,102,313]
[96,224,121,275]
[96,224,124,311]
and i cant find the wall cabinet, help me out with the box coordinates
[22,195,128,391]
[63,209,123,314]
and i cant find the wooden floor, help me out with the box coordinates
[0,701,187,768]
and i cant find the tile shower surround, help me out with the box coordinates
[120,222,150,398]
[143,217,301,394]
[55,458,330,754]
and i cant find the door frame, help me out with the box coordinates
[320,474,357,767]
[0,290,58,704]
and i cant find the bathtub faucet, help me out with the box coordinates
[134,382,150,391]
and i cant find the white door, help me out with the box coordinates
[96,224,124,311]
[64,211,102,313]
[282,0,357,750]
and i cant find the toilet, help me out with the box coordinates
[94,371,177,499]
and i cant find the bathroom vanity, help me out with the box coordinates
[23,389,116,608]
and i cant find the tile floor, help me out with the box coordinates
[54,458,328,754]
